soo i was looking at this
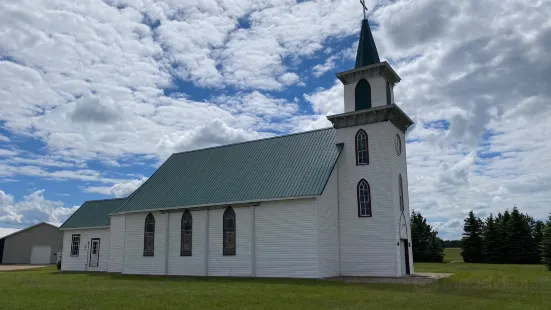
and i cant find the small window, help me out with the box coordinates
[386,81,392,105]
[395,134,402,155]
[70,234,80,257]
[181,210,192,256]
[357,179,372,217]
[355,79,372,110]
[223,207,236,256]
[144,213,155,256]
[399,174,405,212]
[356,130,369,165]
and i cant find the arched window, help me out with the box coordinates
[357,179,372,217]
[223,207,236,256]
[355,79,371,111]
[143,213,155,256]
[386,81,392,105]
[181,210,192,256]
[399,174,404,212]
[356,129,369,165]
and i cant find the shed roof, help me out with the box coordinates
[59,198,125,230]
[0,222,59,240]
[115,128,342,214]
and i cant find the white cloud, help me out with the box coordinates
[0,189,78,226]
[85,177,148,198]
[0,134,9,142]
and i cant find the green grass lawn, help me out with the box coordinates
[1,261,550,310]
[444,247,462,263]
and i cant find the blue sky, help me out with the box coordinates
[1,0,551,239]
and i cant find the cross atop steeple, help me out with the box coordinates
[360,0,368,20]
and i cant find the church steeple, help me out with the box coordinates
[355,18,380,68]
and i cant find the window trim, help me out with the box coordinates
[355,78,372,111]
[399,174,405,212]
[357,179,372,217]
[180,209,192,257]
[223,206,236,256]
[70,234,80,257]
[355,129,369,165]
[395,134,402,156]
[143,213,155,257]
[386,81,392,105]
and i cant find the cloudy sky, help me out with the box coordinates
[0,0,550,239]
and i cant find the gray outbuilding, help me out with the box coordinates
[0,222,63,265]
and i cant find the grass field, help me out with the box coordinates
[443,247,462,263]
[1,251,549,310]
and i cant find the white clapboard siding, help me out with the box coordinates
[208,207,252,277]
[336,121,400,277]
[122,211,167,275]
[255,198,319,278]
[343,76,389,113]
[61,228,110,272]
[315,169,340,278]
[167,210,206,276]
[107,215,125,273]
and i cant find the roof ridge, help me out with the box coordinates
[171,127,334,156]
[84,197,127,203]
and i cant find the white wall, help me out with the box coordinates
[315,169,340,278]
[389,126,414,275]
[255,199,319,278]
[208,207,252,277]
[343,76,390,112]
[122,211,167,275]
[336,121,401,277]
[107,215,125,273]
[61,228,110,272]
[167,210,206,276]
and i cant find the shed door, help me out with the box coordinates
[30,245,51,265]
[89,239,100,267]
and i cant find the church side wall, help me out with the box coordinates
[107,215,125,273]
[255,198,319,278]
[61,228,110,272]
[208,207,252,277]
[389,126,414,275]
[343,76,388,112]
[315,169,340,278]
[122,211,167,275]
[167,210,206,276]
[336,121,400,277]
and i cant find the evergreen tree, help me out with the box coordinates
[411,211,431,262]
[461,210,485,263]
[410,211,444,262]
[535,220,545,262]
[426,231,445,263]
[507,207,540,264]
[541,216,551,271]
[496,210,511,263]
[483,214,501,263]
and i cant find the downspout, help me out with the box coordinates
[204,208,209,276]
[251,205,256,277]
[165,212,170,275]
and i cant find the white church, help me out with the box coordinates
[60,16,414,278]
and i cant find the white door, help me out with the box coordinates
[30,245,51,265]
[89,239,100,267]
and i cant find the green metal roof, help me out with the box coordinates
[355,19,381,68]
[116,128,342,213]
[60,198,126,229]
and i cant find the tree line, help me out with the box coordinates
[411,208,551,270]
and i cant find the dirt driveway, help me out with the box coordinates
[0,265,46,271]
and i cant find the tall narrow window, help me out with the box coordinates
[355,79,372,110]
[70,234,80,257]
[357,179,372,217]
[144,213,155,256]
[181,210,192,256]
[399,174,405,212]
[356,129,369,165]
[223,207,236,256]
[386,81,392,105]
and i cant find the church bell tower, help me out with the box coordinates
[327,11,415,277]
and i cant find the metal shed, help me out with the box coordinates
[0,222,63,265]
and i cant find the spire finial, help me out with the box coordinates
[360,0,368,20]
